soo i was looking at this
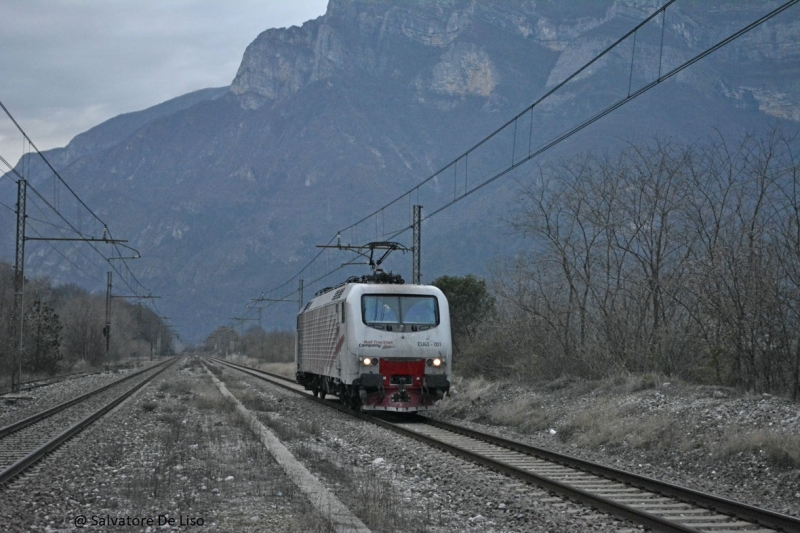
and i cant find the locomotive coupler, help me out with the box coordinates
[391,383,411,403]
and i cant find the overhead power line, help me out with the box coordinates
[0,100,110,230]
[0,101,156,305]
[241,0,799,323]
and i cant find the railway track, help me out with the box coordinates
[209,358,800,533]
[0,365,140,396]
[0,357,177,485]
[0,361,156,397]
[0,372,89,396]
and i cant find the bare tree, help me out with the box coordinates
[510,156,602,374]
[60,295,105,366]
[497,129,800,394]
[23,300,62,374]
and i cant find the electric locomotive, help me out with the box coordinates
[295,243,451,412]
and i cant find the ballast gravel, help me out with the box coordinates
[0,362,158,428]
[0,358,334,532]
[429,376,800,520]
[220,365,637,532]
[2,356,798,532]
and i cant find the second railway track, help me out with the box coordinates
[0,357,177,485]
[210,357,800,533]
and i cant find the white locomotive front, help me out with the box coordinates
[296,274,452,412]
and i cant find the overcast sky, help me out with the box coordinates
[0,0,329,167]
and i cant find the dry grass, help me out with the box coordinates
[262,417,306,442]
[222,355,295,378]
[435,376,501,417]
[213,371,423,532]
[261,362,295,379]
[292,444,431,533]
[205,362,224,377]
[193,378,230,411]
[349,467,406,530]
[442,374,684,446]
[488,396,555,434]
[716,429,800,469]
[224,385,431,531]
[140,400,158,412]
[158,379,193,396]
[621,373,660,393]
[237,388,278,413]
[556,399,679,452]
[116,371,336,531]
[454,376,501,402]
[437,376,560,433]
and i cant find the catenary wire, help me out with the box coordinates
[1,107,157,311]
[241,0,799,316]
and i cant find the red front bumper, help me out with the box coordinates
[361,359,440,412]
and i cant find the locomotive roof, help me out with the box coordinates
[299,281,444,314]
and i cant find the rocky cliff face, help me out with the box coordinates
[230,0,800,119]
[4,0,799,342]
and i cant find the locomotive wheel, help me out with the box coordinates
[319,390,327,399]
[346,390,361,410]
[312,389,319,398]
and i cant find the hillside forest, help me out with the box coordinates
[0,263,173,388]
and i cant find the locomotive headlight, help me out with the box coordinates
[433,357,443,367]
[362,357,372,366]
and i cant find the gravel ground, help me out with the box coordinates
[428,374,800,519]
[0,361,160,429]
[0,358,333,532]
[2,356,797,532]
[216,362,637,532]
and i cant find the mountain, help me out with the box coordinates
[3,0,800,342]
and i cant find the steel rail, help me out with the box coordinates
[208,358,797,533]
[0,357,178,485]
[209,360,680,529]
[0,358,174,439]
[0,371,88,395]
[422,417,799,533]
[209,358,299,383]
[210,359,690,529]
[0,362,142,395]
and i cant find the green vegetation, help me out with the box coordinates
[431,274,495,346]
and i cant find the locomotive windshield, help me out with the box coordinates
[362,295,438,329]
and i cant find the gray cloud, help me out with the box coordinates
[0,0,327,165]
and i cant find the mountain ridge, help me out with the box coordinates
[3,0,799,342]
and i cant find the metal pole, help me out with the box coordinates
[296,279,304,376]
[104,271,112,360]
[11,179,27,393]
[298,279,304,312]
[412,205,422,284]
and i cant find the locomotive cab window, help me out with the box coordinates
[362,295,438,330]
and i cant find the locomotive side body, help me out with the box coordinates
[296,282,451,412]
